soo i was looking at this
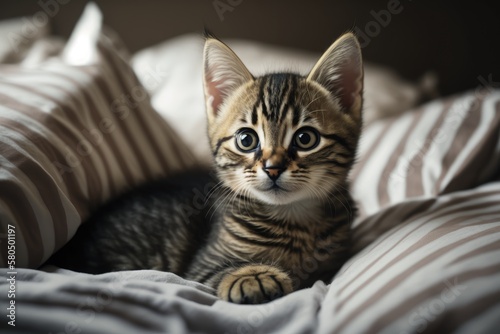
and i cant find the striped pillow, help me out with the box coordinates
[321,180,500,333]
[0,8,196,268]
[351,89,500,250]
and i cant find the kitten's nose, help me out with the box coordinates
[263,160,286,181]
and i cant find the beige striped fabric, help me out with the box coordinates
[351,89,500,250]
[319,180,500,333]
[333,88,500,332]
[0,22,197,268]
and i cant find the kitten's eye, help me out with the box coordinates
[294,127,319,150]
[236,128,259,152]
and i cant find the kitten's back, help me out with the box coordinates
[48,169,219,275]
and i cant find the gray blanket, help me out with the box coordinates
[1,267,327,334]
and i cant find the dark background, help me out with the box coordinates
[1,0,499,96]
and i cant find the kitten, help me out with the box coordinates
[49,32,363,304]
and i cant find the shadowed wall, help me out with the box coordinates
[1,0,498,95]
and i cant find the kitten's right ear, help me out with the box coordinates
[203,36,254,123]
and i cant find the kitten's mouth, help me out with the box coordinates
[250,180,312,205]
[257,183,288,193]
[269,183,285,191]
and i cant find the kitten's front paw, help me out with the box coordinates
[218,265,293,304]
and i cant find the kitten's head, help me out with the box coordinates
[203,33,363,205]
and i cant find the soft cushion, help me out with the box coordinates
[351,89,500,250]
[320,180,500,333]
[0,4,197,268]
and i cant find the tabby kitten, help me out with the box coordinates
[50,32,363,304]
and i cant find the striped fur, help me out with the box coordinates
[48,33,363,304]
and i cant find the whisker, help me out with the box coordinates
[205,180,225,203]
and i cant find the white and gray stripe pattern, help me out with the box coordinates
[351,90,500,250]
[0,32,197,268]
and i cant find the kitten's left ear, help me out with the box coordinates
[307,33,363,117]
[203,36,254,123]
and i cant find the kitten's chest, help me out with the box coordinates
[222,208,348,286]
[252,216,345,286]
